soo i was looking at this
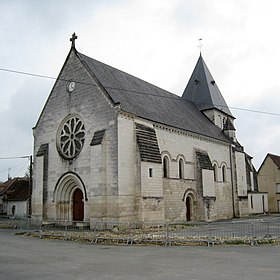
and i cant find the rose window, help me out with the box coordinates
[57,115,85,159]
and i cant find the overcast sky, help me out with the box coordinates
[1,0,280,182]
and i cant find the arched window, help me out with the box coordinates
[222,165,226,182]
[213,163,218,182]
[163,156,169,178]
[179,158,184,179]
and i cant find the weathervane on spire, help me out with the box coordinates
[70,32,78,48]
[198,38,203,54]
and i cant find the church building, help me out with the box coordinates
[32,34,256,223]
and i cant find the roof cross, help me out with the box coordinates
[198,38,203,54]
[70,33,78,48]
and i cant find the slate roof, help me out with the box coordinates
[36,143,49,156]
[223,117,236,131]
[77,52,230,143]
[196,151,213,170]
[135,123,162,163]
[182,54,234,118]
[90,129,106,146]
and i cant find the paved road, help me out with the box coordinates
[1,229,280,280]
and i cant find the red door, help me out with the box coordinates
[73,189,84,221]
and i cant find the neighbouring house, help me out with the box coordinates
[32,34,260,223]
[258,153,280,213]
[0,177,31,217]
[247,154,268,214]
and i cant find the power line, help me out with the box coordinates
[0,67,57,81]
[0,161,28,174]
[0,66,280,117]
[229,106,280,117]
[0,156,30,160]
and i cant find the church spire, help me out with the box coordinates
[182,55,234,118]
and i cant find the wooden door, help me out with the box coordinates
[186,196,191,221]
[73,189,84,221]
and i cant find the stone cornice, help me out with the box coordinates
[154,124,230,147]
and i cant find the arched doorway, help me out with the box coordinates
[186,196,192,221]
[72,188,84,221]
[53,172,87,221]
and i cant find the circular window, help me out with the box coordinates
[67,81,75,93]
[57,115,85,160]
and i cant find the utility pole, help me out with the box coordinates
[28,155,33,217]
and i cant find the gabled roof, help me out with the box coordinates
[182,54,234,118]
[77,52,230,143]
[266,154,280,168]
[258,153,280,172]
[0,177,30,201]
[0,178,18,196]
[267,153,280,168]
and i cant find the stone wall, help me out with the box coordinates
[33,49,119,221]
[155,125,234,221]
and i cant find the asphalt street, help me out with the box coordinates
[1,229,280,280]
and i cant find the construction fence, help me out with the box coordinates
[1,218,280,246]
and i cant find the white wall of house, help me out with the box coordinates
[0,197,6,214]
[248,193,268,214]
[7,200,29,217]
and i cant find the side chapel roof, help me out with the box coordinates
[182,54,234,118]
[77,52,230,143]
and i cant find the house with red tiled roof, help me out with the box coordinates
[0,177,31,217]
[258,153,280,213]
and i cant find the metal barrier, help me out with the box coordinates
[1,218,280,246]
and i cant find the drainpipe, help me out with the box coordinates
[229,145,235,218]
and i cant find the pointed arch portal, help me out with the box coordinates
[53,172,87,221]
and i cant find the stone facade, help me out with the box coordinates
[33,50,119,221]
[32,41,256,223]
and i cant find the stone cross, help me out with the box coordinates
[70,33,78,48]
